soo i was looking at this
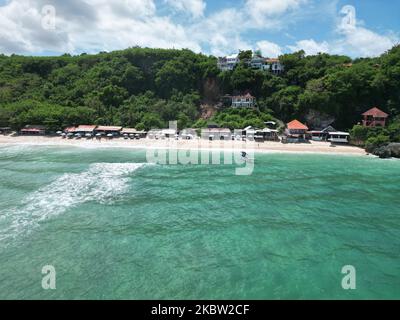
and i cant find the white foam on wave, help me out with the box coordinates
[0,144,36,158]
[0,163,148,245]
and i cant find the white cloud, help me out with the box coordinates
[333,26,397,57]
[245,0,308,26]
[0,0,200,55]
[288,39,330,55]
[208,34,253,57]
[0,0,311,57]
[189,0,305,57]
[246,0,307,15]
[332,5,398,57]
[256,41,283,57]
[286,5,399,58]
[85,0,157,18]
[0,1,397,58]
[164,0,206,18]
[189,8,249,56]
[0,0,74,54]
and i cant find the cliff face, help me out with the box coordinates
[202,77,220,104]
[372,143,400,159]
[304,110,335,129]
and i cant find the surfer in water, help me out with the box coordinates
[241,151,254,163]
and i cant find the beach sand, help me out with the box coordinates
[0,135,366,156]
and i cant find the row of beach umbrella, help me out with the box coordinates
[58,132,115,139]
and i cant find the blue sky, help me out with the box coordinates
[0,0,399,57]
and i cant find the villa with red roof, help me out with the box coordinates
[75,125,97,133]
[20,125,46,136]
[362,107,389,127]
[285,120,309,142]
[95,126,123,136]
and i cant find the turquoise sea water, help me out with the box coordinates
[0,144,399,300]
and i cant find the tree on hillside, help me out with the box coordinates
[238,50,253,61]
[1,46,400,134]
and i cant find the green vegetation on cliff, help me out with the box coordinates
[350,118,400,152]
[1,46,400,132]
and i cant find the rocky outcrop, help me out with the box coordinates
[305,110,335,129]
[372,143,400,159]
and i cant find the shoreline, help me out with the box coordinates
[0,135,367,156]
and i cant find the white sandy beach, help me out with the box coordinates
[0,135,367,155]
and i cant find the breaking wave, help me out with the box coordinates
[0,145,36,160]
[0,163,148,245]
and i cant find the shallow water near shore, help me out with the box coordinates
[0,144,399,299]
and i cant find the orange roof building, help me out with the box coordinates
[20,125,46,135]
[64,126,76,133]
[96,126,123,132]
[285,120,309,142]
[287,120,309,131]
[362,107,388,127]
[75,125,97,133]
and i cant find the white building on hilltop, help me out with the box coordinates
[250,53,269,70]
[217,51,284,74]
[217,54,239,71]
[266,58,284,74]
